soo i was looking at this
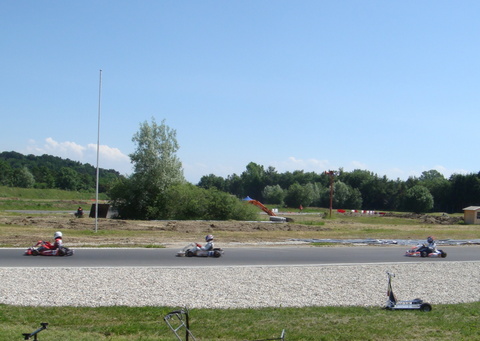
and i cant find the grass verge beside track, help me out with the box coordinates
[1,303,479,340]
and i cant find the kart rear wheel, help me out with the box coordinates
[420,303,432,312]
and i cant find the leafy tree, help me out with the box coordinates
[225,173,243,197]
[333,181,363,209]
[130,118,184,190]
[310,182,326,207]
[163,183,208,219]
[110,118,185,219]
[262,184,285,205]
[284,182,315,208]
[0,160,13,186]
[198,174,227,191]
[57,167,80,190]
[204,188,258,220]
[403,185,434,213]
[0,151,121,192]
[240,162,267,201]
[448,173,480,212]
[163,184,257,220]
[12,166,35,188]
[418,170,450,212]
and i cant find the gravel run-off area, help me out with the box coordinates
[1,261,479,309]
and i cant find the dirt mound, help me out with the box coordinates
[383,212,463,225]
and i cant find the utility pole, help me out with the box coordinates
[95,69,102,233]
[325,170,336,218]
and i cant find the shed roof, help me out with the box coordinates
[463,206,480,211]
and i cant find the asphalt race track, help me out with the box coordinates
[2,246,479,268]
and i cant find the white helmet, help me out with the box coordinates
[54,231,63,239]
[205,234,214,242]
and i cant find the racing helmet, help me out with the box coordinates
[205,234,214,242]
[54,231,63,239]
[427,236,434,243]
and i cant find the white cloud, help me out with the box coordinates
[272,157,331,173]
[26,138,132,175]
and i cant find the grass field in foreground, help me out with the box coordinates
[1,303,479,340]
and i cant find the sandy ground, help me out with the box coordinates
[0,213,332,248]
[0,210,468,249]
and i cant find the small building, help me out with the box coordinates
[462,206,480,224]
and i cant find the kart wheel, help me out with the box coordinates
[31,249,39,256]
[420,303,432,312]
[186,250,194,257]
[213,250,222,258]
[441,252,447,258]
[420,251,427,258]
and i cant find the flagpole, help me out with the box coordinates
[95,69,102,233]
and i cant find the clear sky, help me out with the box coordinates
[2,1,479,184]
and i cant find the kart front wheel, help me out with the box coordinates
[421,251,427,257]
[213,250,222,258]
[186,250,194,257]
[441,252,447,258]
[420,303,432,312]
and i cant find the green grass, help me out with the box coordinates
[1,303,479,340]
[0,186,108,200]
[0,189,479,339]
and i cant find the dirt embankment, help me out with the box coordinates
[0,214,330,247]
[383,212,463,225]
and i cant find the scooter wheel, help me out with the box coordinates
[420,303,432,312]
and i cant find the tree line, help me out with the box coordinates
[198,162,480,214]
[3,148,480,215]
[3,117,480,217]
[0,151,123,193]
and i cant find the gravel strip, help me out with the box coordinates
[1,262,478,308]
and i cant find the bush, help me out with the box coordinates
[164,184,258,220]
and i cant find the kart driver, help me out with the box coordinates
[193,234,215,256]
[425,236,437,254]
[36,231,64,256]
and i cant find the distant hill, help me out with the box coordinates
[0,151,123,192]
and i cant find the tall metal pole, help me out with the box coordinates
[325,170,335,218]
[95,70,102,233]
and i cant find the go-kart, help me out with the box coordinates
[385,271,432,312]
[404,244,447,258]
[176,243,224,258]
[24,241,74,256]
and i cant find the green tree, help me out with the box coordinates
[403,185,434,213]
[333,181,363,209]
[0,160,13,186]
[284,182,314,208]
[130,118,184,191]
[57,167,80,190]
[418,170,450,212]
[110,118,185,219]
[12,166,35,188]
[164,184,257,220]
[198,174,227,191]
[448,173,480,212]
[262,184,285,205]
[240,162,267,201]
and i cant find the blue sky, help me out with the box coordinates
[1,1,479,184]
